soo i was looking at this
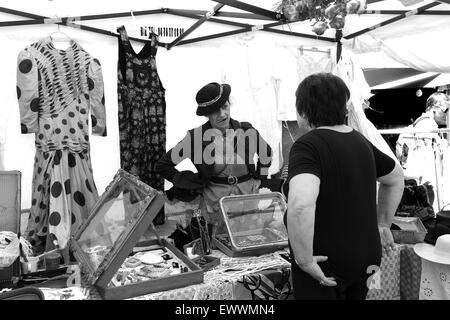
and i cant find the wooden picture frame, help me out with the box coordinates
[70,169,203,299]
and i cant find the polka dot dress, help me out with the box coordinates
[17,37,107,252]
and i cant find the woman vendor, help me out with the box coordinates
[155,82,273,231]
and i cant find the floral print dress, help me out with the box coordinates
[117,26,166,224]
[16,37,106,252]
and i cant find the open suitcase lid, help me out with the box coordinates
[218,192,288,250]
[70,169,165,288]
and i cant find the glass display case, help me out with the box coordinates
[213,192,288,257]
[70,169,203,300]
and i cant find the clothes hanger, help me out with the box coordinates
[49,17,73,42]
[126,10,143,37]
[298,45,331,58]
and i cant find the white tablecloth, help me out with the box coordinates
[419,259,450,300]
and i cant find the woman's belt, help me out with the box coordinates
[210,174,252,185]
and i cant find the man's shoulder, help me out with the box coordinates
[291,130,322,151]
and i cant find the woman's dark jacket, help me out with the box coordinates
[155,118,272,201]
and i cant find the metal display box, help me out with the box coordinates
[391,216,427,244]
[213,192,288,257]
[70,169,203,300]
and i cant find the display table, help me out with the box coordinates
[84,250,293,300]
[35,244,405,300]
[30,240,450,300]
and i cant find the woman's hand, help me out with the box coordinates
[297,256,337,286]
[378,226,395,257]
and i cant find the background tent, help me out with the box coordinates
[0,0,449,208]
[364,68,450,90]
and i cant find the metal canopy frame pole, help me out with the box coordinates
[167,9,251,28]
[263,26,336,42]
[167,8,271,20]
[168,10,336,44]
[344,1,441,40]
[211,0,282,20]
[0,6,43,19]
[363,9,450,15]
[0,1,447,49]
[177,27,252,46]
[167,3,225,50]
[0,8,165,26]
[0,7,169,47]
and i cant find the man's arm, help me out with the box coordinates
[287,173,336,286]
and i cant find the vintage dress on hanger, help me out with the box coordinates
[117,26,166,224]
[17,37,106,251]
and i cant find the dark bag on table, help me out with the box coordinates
[425,204,450,244]
[436,204,450,226]
[396,179,435,222]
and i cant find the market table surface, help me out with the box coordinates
[33,243,412,300]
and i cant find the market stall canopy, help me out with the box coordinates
[0,0,448,70]
[364,68,450,90]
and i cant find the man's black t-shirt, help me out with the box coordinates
[286,128,395,282]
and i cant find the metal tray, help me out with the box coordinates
[215,192,288,257]
[391,216,428,244]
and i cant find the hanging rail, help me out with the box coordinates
[378,128,450,135]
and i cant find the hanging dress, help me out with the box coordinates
[117,26,166,224]
[17,37,106,252]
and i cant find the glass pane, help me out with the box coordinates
[220,193,288,248]
[77,177,150,270]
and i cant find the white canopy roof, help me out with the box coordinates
[1,0,449,74]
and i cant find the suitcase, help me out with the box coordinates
[0,171,22,289]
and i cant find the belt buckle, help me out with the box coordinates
[227,175,238,185]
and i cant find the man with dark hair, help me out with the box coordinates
[286,73,404,300]
[295,72,349,127]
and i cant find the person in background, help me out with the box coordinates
[286,73,404,300]
[396,92,449,168]
[155,82,272,233]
